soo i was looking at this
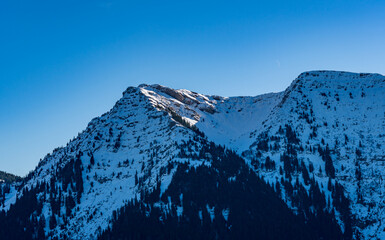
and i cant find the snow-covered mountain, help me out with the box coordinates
[243,71,385,239]
[1,70,384,239]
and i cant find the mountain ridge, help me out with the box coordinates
[1,70,384,239]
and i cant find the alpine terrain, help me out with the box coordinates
[1,70,384,239]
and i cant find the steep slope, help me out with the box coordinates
[134,71,385,238]
[1,70,383,239]
[138,84,282,151]
[0,82,343,240]
[99,143,342,240]
[243,71,385,239]
[0,86,207,239]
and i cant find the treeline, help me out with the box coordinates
[0,183,45,239]
[250,124,352,239]
[0,170,22,184]
[0,152,85,240]
[99,141,344,240]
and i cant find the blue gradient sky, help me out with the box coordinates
[1,0,385,175]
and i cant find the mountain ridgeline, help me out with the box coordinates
[0,171,21,184]
[1,71,384,239]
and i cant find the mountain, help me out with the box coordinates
[1,70,384,239]
[243,71,385,239]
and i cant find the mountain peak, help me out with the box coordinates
[2,71,385,239]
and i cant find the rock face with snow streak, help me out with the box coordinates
[1,70,384,239]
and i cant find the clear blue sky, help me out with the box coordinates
[1,0,385,176]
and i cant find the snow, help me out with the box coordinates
[206,205,215,222]
[0,184,17,211]
[243,71,385,239]
[222,208,230,221]
[3,71,384,239]
[4,86,204,239]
